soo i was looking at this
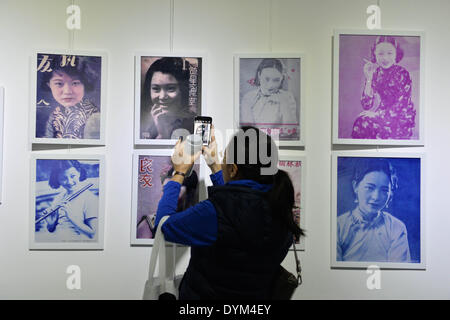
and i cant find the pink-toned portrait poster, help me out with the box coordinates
[135,155,199,240]
[278,160,303,245]
[338,34,421,141]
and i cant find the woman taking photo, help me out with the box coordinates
[154,126,304,299]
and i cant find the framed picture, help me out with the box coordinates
[331,152,425,269]
[333,30,424,145]
[30,154,105,250]
[235,53,305,147]
[131,150,200,245]
[134,54,204,145]
[278,152,306,250]
[0,87,4,203]
[31,50,107,145]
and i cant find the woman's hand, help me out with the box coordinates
[44,199,68,220]
[363,59,378,82]
[359,110,378,118]
[44,199,68,232]
[45,210,59,226]
[171,138,202,175]
[151,104,177,138]
[363,59,377,98]
[202,125,222,173]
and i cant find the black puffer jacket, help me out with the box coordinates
[179,184,292,300]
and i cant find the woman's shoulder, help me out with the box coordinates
[337,211,353,223]
[242,89,259,100]
[336,211,355,235]
[72,186,99,207]
[393,64,408,71]
[80,100,99,113]
[277,89,296,103]
[380,211,407,229]
[392,64,411,77]
[178,108,197,120]
[278,89,294,97]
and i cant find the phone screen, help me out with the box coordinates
[194,117,212,146]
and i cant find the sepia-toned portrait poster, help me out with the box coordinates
[131,150,200,245]
[331,152,424,269]
[33,51,106,145]
[333,30,424,145]
[30,155,105,250]
[135,55,203,145]
[236,54,304,147]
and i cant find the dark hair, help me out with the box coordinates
[254,58,285,87]
[353,158,398,190]
[370,36,404,63]
[141,57,190,110]
[40,54,99,93]
[229,126,304,239]
[353,158,398,207]
[49,160,87,189]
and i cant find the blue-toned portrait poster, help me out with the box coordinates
[336,156,421,264]
[34,159,100,243]
[35,53,102,140]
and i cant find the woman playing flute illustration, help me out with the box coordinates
[37,160,99,241]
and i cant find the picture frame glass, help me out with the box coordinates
[136,55,203,144]
[32,157,104,249]
[132,152,200,244]
[334,31,422,144]
[237,55,303,145]
[333,154,423,269]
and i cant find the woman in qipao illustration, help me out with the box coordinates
[352,36,416,140]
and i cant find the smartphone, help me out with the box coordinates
[194,116,212,146]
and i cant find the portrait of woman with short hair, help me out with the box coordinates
[34,52,105,143]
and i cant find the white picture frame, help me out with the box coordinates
[131,150,201,245]
[332,29,425,146]
[0,87,4,203]
[331,151,425,269]
[234,53,305,147]
[278,151,306,250]
[30,154,106,250]
[30,49,108,145]
[134,53,206,146]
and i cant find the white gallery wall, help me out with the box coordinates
[0,0,449,299]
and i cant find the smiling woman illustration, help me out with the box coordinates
[337,158,411,262]
[351,36,416,139]
[38,54,101,139]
